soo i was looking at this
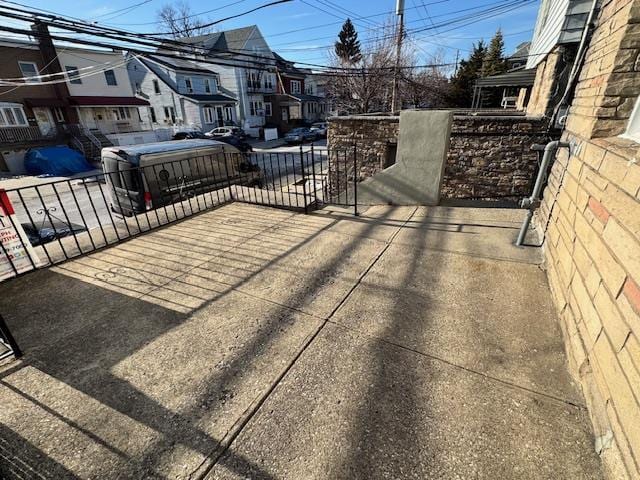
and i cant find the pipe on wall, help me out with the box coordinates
[516,140,570,246]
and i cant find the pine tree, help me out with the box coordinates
[448,40,486,107]
[335,19,362,64]
[482,29,508,76]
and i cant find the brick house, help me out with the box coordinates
[265,53,327,134]
[533,0,640,478]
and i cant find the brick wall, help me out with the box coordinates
[328,114,550,201]
[537,1,640,478]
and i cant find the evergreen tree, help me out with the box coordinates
[482,29,508,76]
[335,19,362,64]
[448,40,486,107]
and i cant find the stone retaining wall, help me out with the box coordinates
[327,113,551,201]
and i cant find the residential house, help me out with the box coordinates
[525,0,594,117]
[127,54,237,134]
[163,26,278,137]
[0,37,73,144]
[55,47,152,145]
[265,53,328,133]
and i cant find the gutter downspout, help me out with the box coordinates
[516,140,570,246]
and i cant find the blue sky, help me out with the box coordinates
[9,0,541,69]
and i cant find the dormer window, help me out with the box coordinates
[185,77,193,93]
[205,78,212,94]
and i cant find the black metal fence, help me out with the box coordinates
[0,145,359,284]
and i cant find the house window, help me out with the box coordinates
[185,77,193,93]
[622,95,640,142]
[18,61,39,83]
[249,100,263,116]
[150,107,157,123]
[164,106,176,123]
[264,102,272,117]
[65,66,82,84]
[291,80,301,94]
[204,78,212,94]
[113,107,131,121]
[305,83,313,94]
[53,107,65,122]
[104,69,118,86]
[0,105,28,126]
[264,75,273,90]
[203,107,215,124]
[224,106,233,121]
[153,79,161,94]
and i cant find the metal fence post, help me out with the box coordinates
[221,146,234,200]
[300,144,308,214]
[353,143,358,216]
[310,142,318,207]
[0,313,22,358]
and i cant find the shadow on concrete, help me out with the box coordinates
[0,203,404,479]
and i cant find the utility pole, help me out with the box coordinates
[454,49,460,75]
[390,0,404,113]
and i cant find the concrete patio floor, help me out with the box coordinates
[0,202,602,479]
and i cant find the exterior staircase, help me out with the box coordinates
[67,125,113,163]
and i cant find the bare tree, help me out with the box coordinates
[327,20,402,114]
[157,1,212,39]
[401,49,451,108]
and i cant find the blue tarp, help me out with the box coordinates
[24,147,94,177]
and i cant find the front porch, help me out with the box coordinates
[0,202,602,479]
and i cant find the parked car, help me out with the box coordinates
[205,126,246,139]
[172,131,207,140]
[102,139,261,216]
[216,134,253,153]
[284,127,317,144]
[310,122,328,137]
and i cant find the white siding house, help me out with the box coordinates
[164,25,277,137]
[56,48,150,135]
[527,0,594,68]
[127,55,237,134]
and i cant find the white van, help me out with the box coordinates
[102,139,261,215]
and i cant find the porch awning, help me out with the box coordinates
[24,98,66,108]
[68,96,150,106]
[184,94,237,103]
[474,68,537,88]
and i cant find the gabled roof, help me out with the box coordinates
[142,54,215,75]
[175,26,258,53]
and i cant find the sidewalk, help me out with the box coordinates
[0,203,602,479]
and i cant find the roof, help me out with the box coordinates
[68,96,150,106]
[184,93,237,103]
[273,52,305,76]
[144,55,215,75]
[105,139,229,164]
[24,98,66,108]
[474,68,537,88]
[288,93,326,102]
[174,26,257,53]
[508,41,531,61]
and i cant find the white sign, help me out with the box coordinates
[1,190,40,280]
[0,225,34,280]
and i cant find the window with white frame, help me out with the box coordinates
[623,95,640,142]
[264,102,272,116]
[204,78,212,94]
[153,79,161,94]
[104,69,117,86]
[305,83,314,95]
[224,106,233,121]
[164,106,176,122]
[203,107,215,124]
[249,100,263,116]
[185,77,193,93]
[264,74,273,90]
[291,80,301,94]
[0,104,28,126]
[65,66,82,84]
[18,61,39,83]
[53,107,65,122]
[112,107,131,121]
